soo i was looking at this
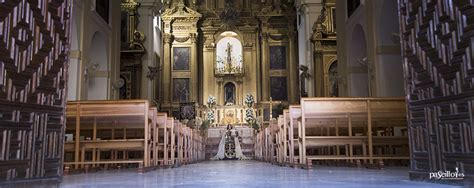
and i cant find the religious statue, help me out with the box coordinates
[226,42,233,67]
[299,65,311,97]
[215,36,243,74]
[211,125,248,160]
[224,82,235,105]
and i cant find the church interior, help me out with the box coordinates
[0,0,473,187]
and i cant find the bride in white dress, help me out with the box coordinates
[211,125,248,160]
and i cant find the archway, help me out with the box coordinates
[215,31,243,74]
[87,31,109,100]
[349,24,369,97]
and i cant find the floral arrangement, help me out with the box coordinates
[244,94,255,108]
[245,108,254,123]
[207,95,216,108]
[207,110,215,124]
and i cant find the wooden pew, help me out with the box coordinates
[167,118,176,166]
[65,100,206,174]
[156,113,168,166]
[254,130,264,161]
[65,100,152,172]
[289,105,301,166]
[300,98,409,169]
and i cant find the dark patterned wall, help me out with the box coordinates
[0,0,70,185]
[399,0,474,182]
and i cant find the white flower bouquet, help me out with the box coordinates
[244,94,255,108]
[207,95,216,108]
[207,111,215,124]
[245,108,254,123]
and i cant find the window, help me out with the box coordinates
[96,0,109,23]
[347,0,360,18]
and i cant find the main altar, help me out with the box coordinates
[157,0,299,118]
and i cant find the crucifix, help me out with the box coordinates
[264,97,281,120]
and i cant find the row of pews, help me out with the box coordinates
[64,100,205,174]
[255,98,410,169]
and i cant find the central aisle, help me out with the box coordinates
[60,160,456,188]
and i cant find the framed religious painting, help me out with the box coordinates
[269,46,286,70]
[270,77,288,101]
[180,102,196,120]
[173,78,190,102]
[173,47,190,71]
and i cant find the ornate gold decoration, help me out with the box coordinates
[174,36,190,43]
[190,33,198,43]
[161,2,201,22]
[220,0,240,29]
[121,0,140,12]
[163,33,174,44]
[269,35,285,41]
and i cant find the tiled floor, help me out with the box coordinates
[60,160,462,188]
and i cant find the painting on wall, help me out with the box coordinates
[173,47,190,70]
[270,77,288,101]
[270,46,286,69]
[173,78,190,102]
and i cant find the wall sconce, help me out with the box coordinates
[83,62,99,81]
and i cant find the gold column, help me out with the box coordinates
[162,33,173,103]
[202,32,216,103]
[288,31,298,103]
[190,33,198,103]
[236,78,243,105]
[313,41,324,97]
[216,78,224,105]
[261,32,269,101]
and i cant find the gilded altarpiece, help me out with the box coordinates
[161,3,201,114]
[120,0,146,99]
[160,0,299,121]
[311,2,338,97]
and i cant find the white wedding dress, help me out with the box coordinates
[211,128,248,160]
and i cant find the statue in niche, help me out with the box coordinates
[224,82,235,105]
[215,36,243,74]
